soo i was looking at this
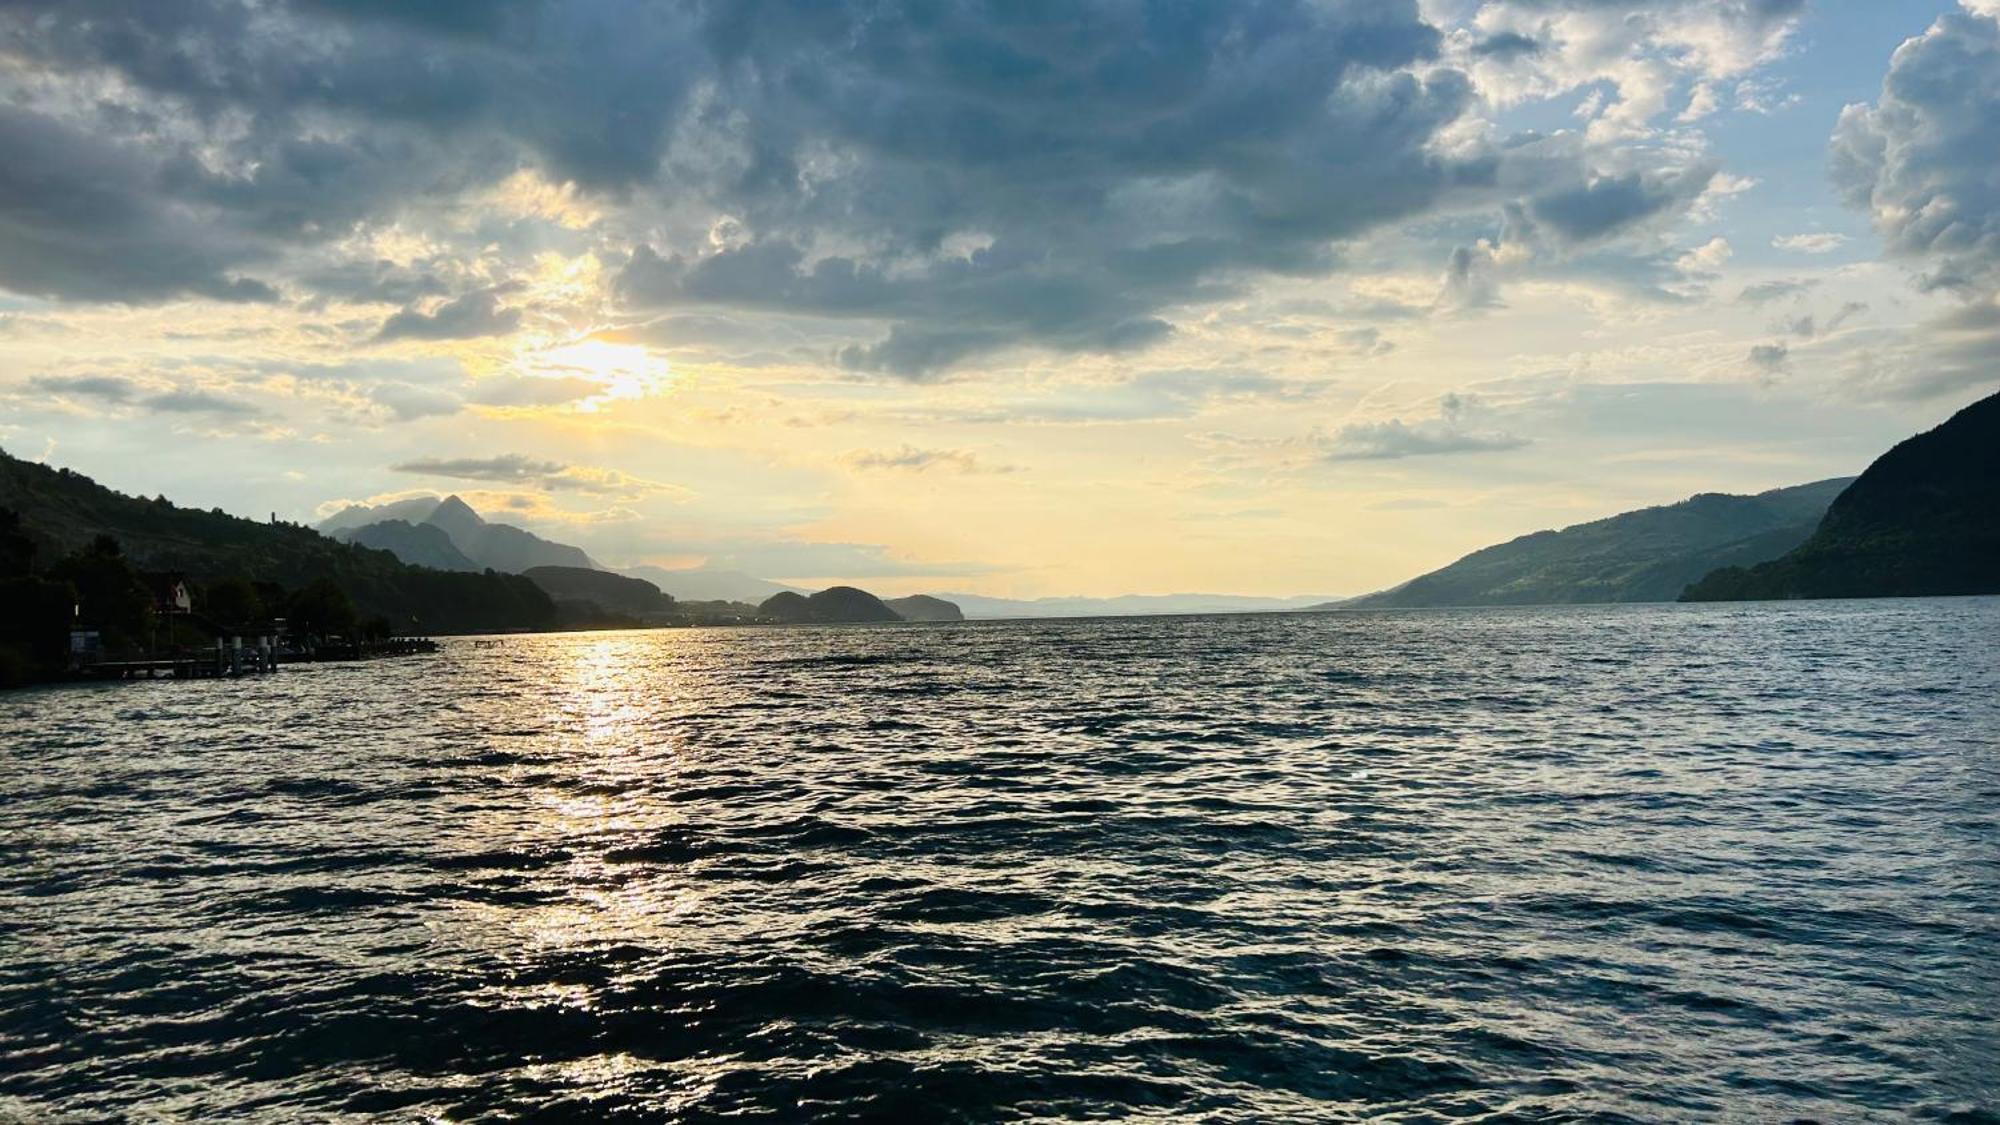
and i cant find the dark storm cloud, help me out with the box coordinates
[299,261,452,307]
[0,0,1722,372]
[612,0,1480,374]
[0,107,278,304]
[0,0,1483,368]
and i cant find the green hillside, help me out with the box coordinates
[0,449,558,636]
[1344,478,1852,608]
[1684,391,2000,600]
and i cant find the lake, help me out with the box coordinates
[3,601,1996,1121]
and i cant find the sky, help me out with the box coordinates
[2,0,1997,598]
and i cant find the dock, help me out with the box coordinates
[71,637,440,681]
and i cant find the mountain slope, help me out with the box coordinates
[885,594,964,622]
[320,494,598,573]
[318,495,444,535]
[1684,391,2000,600]
[620,565,797,603]
[1346,478,1854,608]
[422,496,597,572]
[335,520,480,571]
[525,566,676,619]
[0,450,557,634]
[759,586,903,624]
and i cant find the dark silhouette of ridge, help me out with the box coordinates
[1684,390,2000,600]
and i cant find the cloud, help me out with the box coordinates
[1438,242,1505,310]
[1747,342,1789,372]
[1831,8,2000,293]
[392,453,681,496]
[0,0,1494,376]
[465,373,605,408]
[0,106,279,304]
[1771,233,1849,254]
[368,382,462,421]
[1321,393,1530,460]
[1453,0,1805,141]
[375,287,523,342]
[1738,278,1817,304]
[898,369,1328,427]
[1471,31,1542,61]
[1676,235,1733,275]
[29,374,138,403]
[1775,302,1866,340]
[143,388,260,416]
[0,0,1808,384]
[28,374,259,416]
[1522,164,1720,246]
[841,447,1020,475]
[300,259,452,305]
[1826,5,2000,399]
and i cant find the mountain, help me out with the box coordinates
[525,566,675,620]
[422,496,597,573]
[759,586,904,624]
[319,494,598,573]
[620,565,798,603]
[0,450,557,634]
[941,592,1338,619]
[317,495,444,535]
[1336,478,1854,609]
[1684,391,2000,601]
[422,495,486,548]
[884,594,965,622]
[338,520,480,572]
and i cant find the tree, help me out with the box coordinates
[0,508,34,577]
[49,538,152,650]
[0,576,77,685]
[285,578,357,642]
[203,577,266,627]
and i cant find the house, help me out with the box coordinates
[142,572,193,615]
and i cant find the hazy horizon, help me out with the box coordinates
[3,1,1997,599]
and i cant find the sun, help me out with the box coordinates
[527,339,675,410]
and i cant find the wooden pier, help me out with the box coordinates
[73,636,439,681]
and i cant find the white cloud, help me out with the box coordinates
[1678,236,1734,274]
[1772,233,1850,254]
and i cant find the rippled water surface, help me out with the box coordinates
[4,601,1998,1122]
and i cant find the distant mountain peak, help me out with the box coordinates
[315,494,443,535]
[429,494,485,525]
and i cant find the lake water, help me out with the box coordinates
[3,601,1997,1122]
